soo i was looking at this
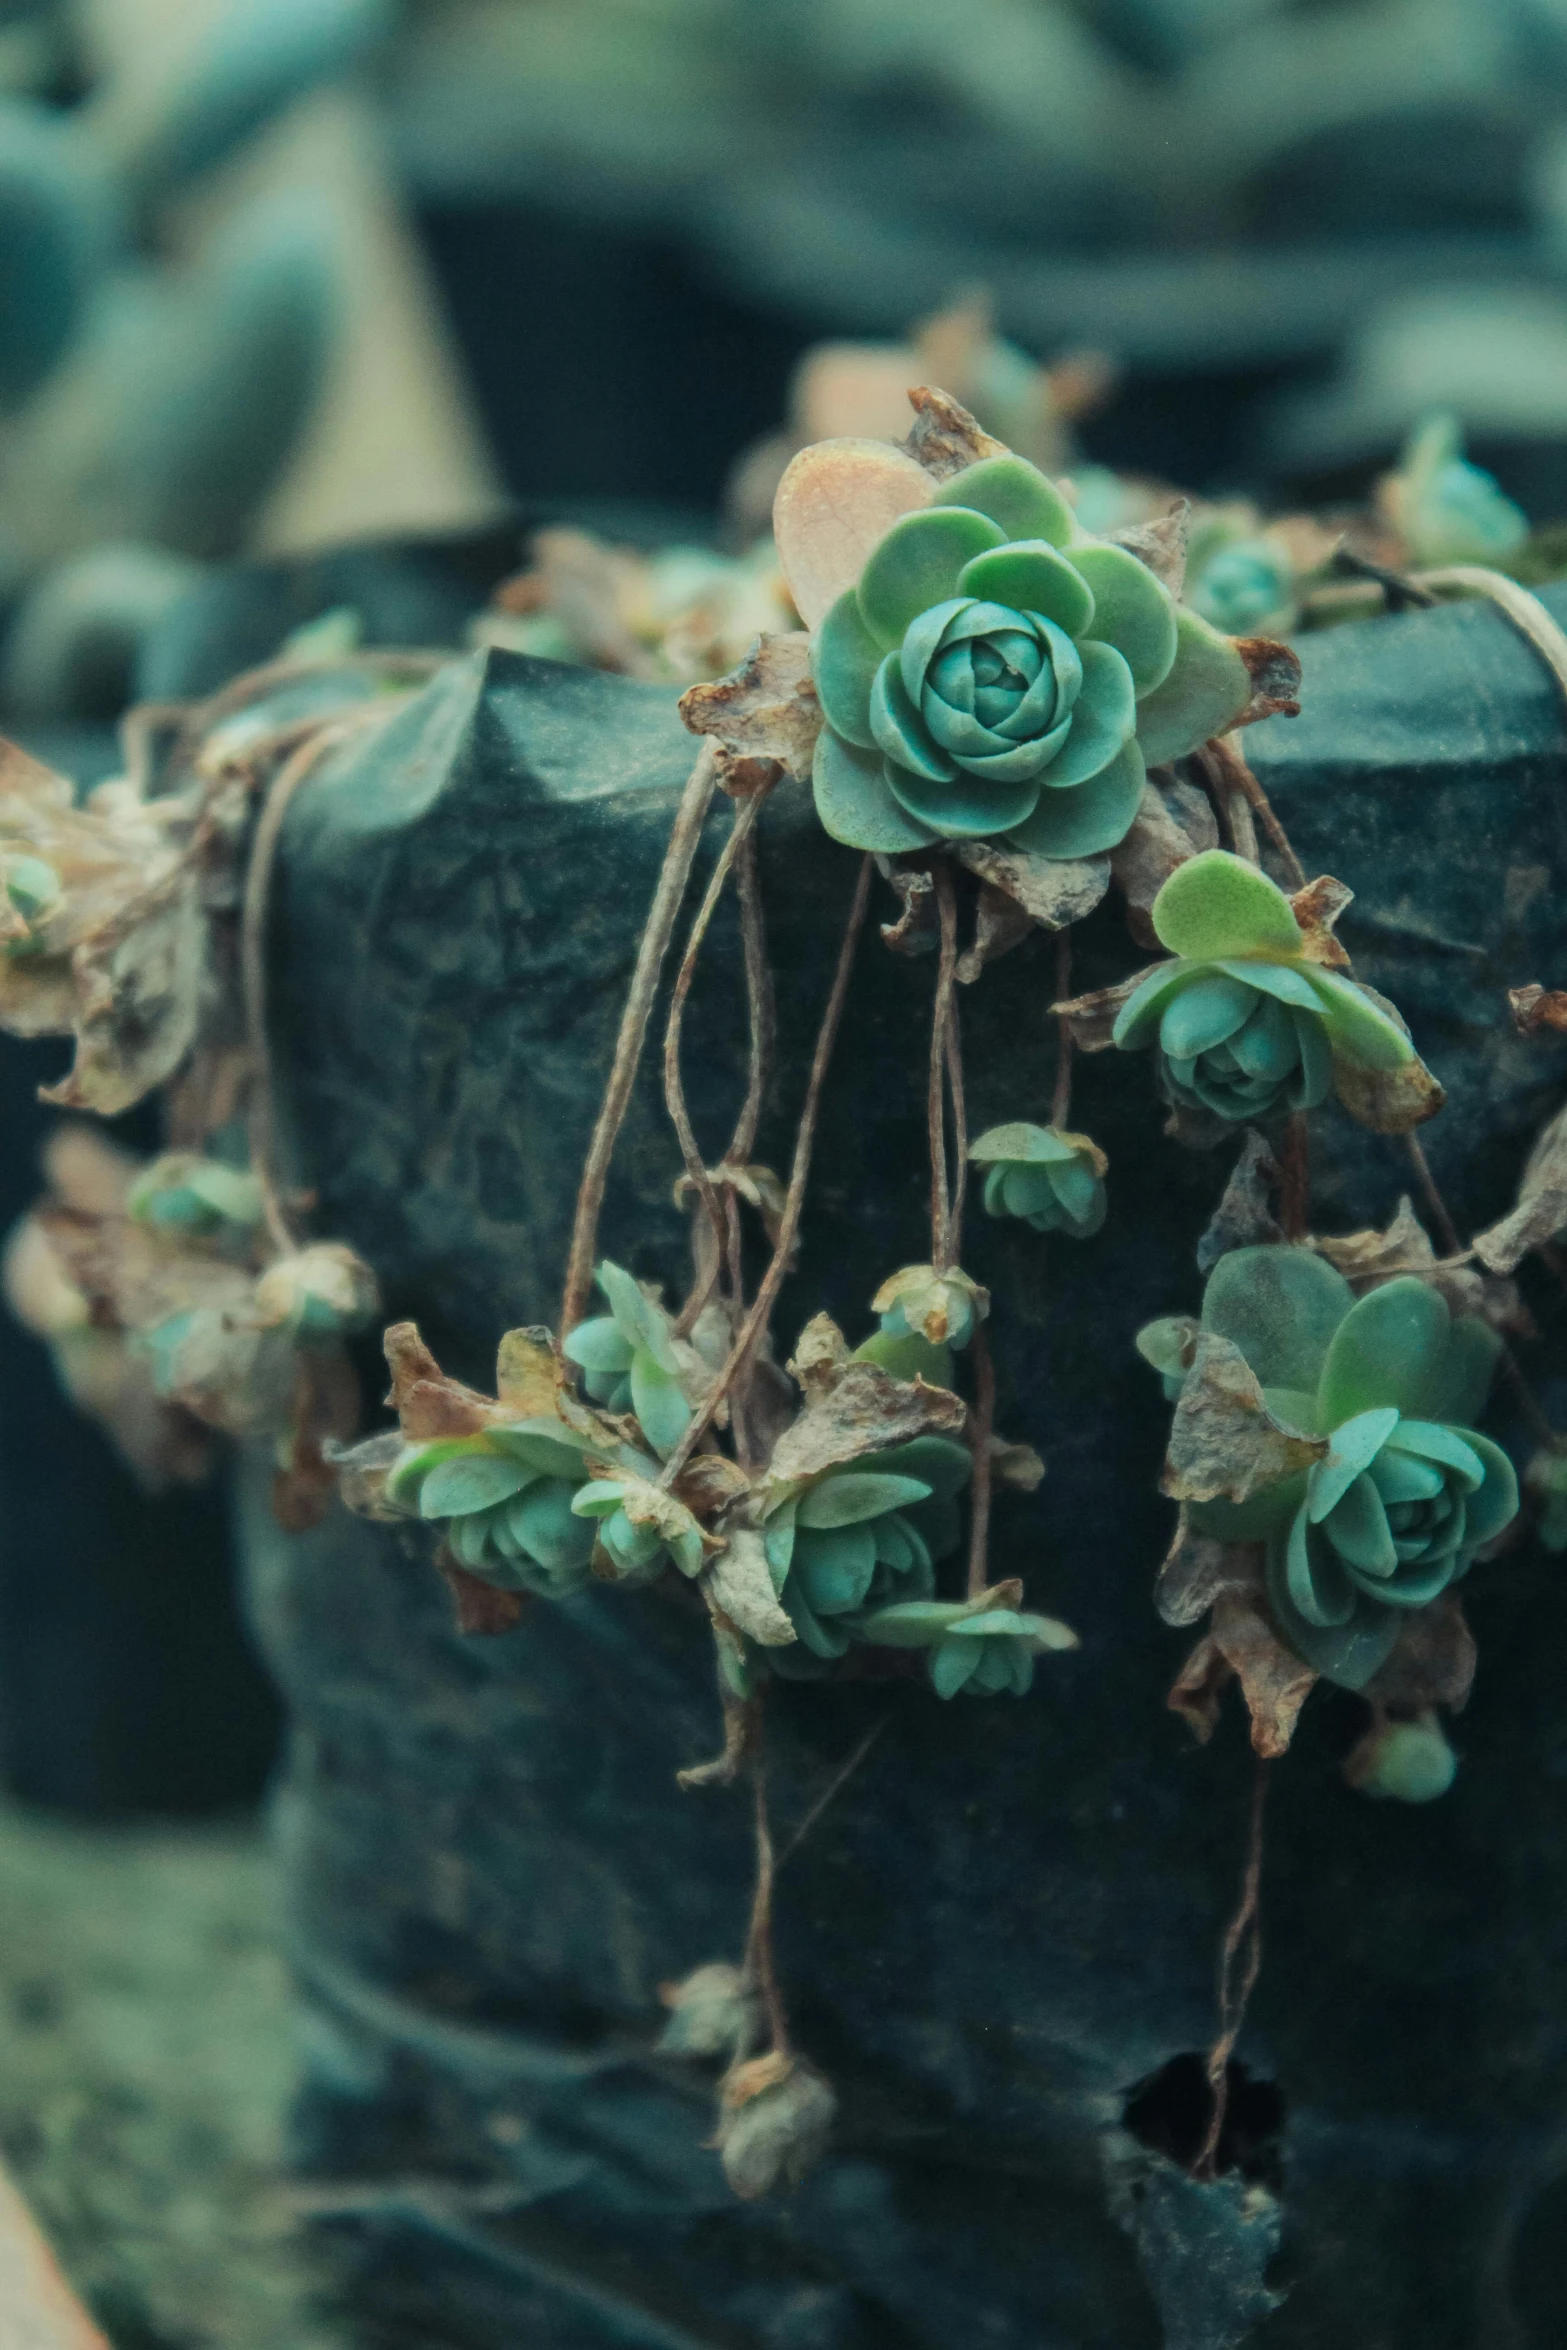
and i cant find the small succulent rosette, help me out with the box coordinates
[1378,410,1527,568]
[1164,1247,1518,1688]
[1111,850,1436,1129]
[774,433,1265,860]
[872,1263,987,1351]
[1185,509,1296,637]
[127,1151,264,1247]
[563,1258,706,1457]
[253,1242,380,1342]
[857,1583,1078,1699]
[386,1416,600,1597]
[570,1462,710,1584]
[762,1436,971,1658]
[970,1121,1106,1238]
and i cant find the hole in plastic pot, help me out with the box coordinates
[1122,2052,1286,2193]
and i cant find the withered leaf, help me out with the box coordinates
[1154,1511,1254,1628]
[1162,1331,1326,1504]
[671,1451,752,1518]
[901,384,1008,481]
[1289,875,1353,970]
[383,1321,495,1441]
[956,839,1110,931]
[325,1429,405,1521]
[1361,1592,1476,1715]
[1232,637,1303,728]
[765,1363,966,1495]
[990,1436,1045,1491]
[272,1344,362,1533]
[1167,1634,1230,1746]
[1310,1195,1501,1321]
[1196,1129,1281,1275]
[41,862,207,1117]
[495,1325,567,1416]
[439,1551,528,1636]
[679,631,822,781]
[956,880,1033,983]
[704,1527,797,1648]
[1053,972,1143,1052]
[1109,783,1198,947]
[1331,1045,1445,1136]
[772,439,932,629]
[876,857,938,957]
[1510,983,1567,1036]
[1475,1099,1567,1273]
[1210,1584,1318,1758]
[1109,499,1190,595]
[786,1312,851,1396]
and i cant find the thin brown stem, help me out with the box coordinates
[1051,931,1074,1129]
[1194,1753,1271,2183]
[745,1744,791,2058]
[240,715,373,1259]
[1279,1113,1311,1242]
[1404,1132,1462,1254]
[945,992,968,1253]
[661,856,874,1481]
[929,858,960,1270]
[663,787,770,1300]
[730,817,776,1167]
[1213,735,1306,891]
[561,741,719,1334]
[775,1720,887,1875]
[965,1320,997,1599]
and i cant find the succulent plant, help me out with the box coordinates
[1112,850,1419,1123]
[970,1121,1106,1238]
[1187,537,1293,637]
[1167,1247,1518,1688]
[857,1588,1078,1698]
[1343,1711,1457,1804]
[1135,1315,1198,1401]
[850,1326,957,1387]
[563,1259,695,1457]
[570,1464,708,1582]
[126,1150,264,1245]
[1379,411,1527,568]
[253,1241,379,1340]
[387,1419,599,1596]
[763,1436,971,1658]
[871,1264,987,1351]
[804,450,1256,857]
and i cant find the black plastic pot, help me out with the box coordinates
[241,592,1567,2348]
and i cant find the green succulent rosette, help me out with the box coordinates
[857,1589,1078,1699]
[562,1258,695,1458]
[1112,849,1422,1125]
[387,1418,600,1596]
[970,1120,1107,1238]
[871,1264,987,1351]
[1170,1247,1518,1689]
[808,452,1255,857]
[763,1436,971,1658]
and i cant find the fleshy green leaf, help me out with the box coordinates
[510,1481,596,1572]
[1212,958,1323,1012]
[797,1471,933,1528]
[1153,849,1304,962]
[1159,973,1256,1061]
[1112,960,1201,1049]
[1201,1244,1354,1391]
[1309,1407,1401,1521]
[1423,1315,1501,1428]
[930,1638,981,1697]
[1459,1431,1520,1546]
[1266,1536,1400,1688]
[1038,639,1135,788]
[1001,735,1145,859]
[487,1420,591,1479]
[630,1350,693,1458]
[1389,1420,1484,1488]
[813,726,936,852]
[1323,1474,1398,1575]
[387,1437,474,1509]
[856,507,1004,646]
[562,1316,632,1376]
[854,1600,965,1647]
[419,1450,531,1519]
[811,588,882,748]
[1133,605,1252,766]
[970,1121,1072,1165]
[1317,1277,1451,1425]
[1302,969,1414,1072]
[874,1436,973,1495]
[883,758,1038,841]
[870,655,958,781]
[1068,541,1178,693]
[571,1481,627,1518]
[933,455,1074,546]
[850,1329,956,1387]
[956,541,1094,638]
[795,1523,879,1611]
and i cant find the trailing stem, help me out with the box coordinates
[1209,734,1305,890]
[928,859,962,1271]
[1195,1753,1272,2183]
[561,741,719,1335]
[745,1735,791,2059]
[661,855,874,1482]
[965,1320,997,1599]
[1051,931,1074,1128]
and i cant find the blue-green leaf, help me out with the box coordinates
[813,726,936,852]
[857,507,1003,645]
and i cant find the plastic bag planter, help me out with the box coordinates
[242,593,1567,2350]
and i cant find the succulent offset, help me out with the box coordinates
[763,1436,971,1657]
[1380,411,1528,567]
[970,1121,1107,1238]
[1155,1246,1518,1688]
[563,1258,696,1457]
[857,1587,1079,1698]
[388,1418,600,1595]
[872,1264,987,1350]
[804,450,1258,857]
[1113,849,1421,1123]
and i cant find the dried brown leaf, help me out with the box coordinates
[495,1325,567,1416]
[1232,637,1303,728]
[1109,499,1190,595]
[679,631,822,780]
[671,1452,752,1518]
[990,1436,1045,1492]
[1330,1036,1445,1135]
[876,858,938,957]
[900,384,1009,481]
[1162,1331,1327,1504]
[786,1312,851,1397]
[1210,1584,1317,1757]
[531,527,655,676]
[1509,983,1567,1036]
[1475,1099,1567,1273]
[383,1321,495,1441]
[272,1344,362,1533]
[956,880,1032,983]
[704,1527,796,1647]
[1361,1592,1476,1715]
[766,1362,966,1494]
[1289,875,1354,970]
[1052,972,1143,1052]
[1167,1635,1231,1745]
[439,1551,528,1636]
[1155,1512,1255,1628]
[955,840,1110,931]
[1196,1129,1281,1275]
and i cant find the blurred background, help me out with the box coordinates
[5,0,1567,2339]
